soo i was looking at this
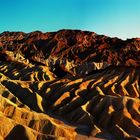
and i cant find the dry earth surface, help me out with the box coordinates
[0,30,140,140]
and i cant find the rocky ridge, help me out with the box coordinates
[0,30,139,140]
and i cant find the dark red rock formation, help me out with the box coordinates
[0,30,140,67]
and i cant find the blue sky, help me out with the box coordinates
[0,0,140,39]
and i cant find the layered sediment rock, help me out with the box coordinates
[0,30,139,140]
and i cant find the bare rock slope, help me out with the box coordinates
[0,30,140,140]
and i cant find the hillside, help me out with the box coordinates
[0,30,140,140]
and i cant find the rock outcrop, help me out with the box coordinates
[0,30,139,140]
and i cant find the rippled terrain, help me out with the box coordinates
[0,30,140,140]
